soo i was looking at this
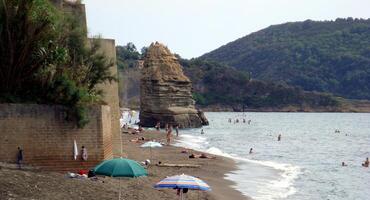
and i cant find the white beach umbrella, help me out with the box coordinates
[140,141,163,160]
[73,140,78,160]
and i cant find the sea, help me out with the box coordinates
[172,112,370,200]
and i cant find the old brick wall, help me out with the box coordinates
[0,104,113,169]
[95,39,121,157]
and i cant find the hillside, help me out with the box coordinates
[180,58,340,111]
[116,43,342,111]
[201,18,370,100]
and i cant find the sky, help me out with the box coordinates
[84,0,370,59]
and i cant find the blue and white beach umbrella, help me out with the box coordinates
[154,174,211,190]
[154,174,211,200]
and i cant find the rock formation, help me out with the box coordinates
[140,42,208,128]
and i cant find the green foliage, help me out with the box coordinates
[116,43,140,70]
[0,0,116,127]
[115,40,340,109]
[180,58,339,108]
[201,18,370,100]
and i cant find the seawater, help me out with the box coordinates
[173,112,370,200]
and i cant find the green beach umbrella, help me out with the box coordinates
[94,158,148,177]
[94,158,148,199]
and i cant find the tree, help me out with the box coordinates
[0,0,116,127]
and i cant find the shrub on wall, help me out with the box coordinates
[0,0,116,127]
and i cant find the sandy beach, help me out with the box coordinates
[0,128,249,200]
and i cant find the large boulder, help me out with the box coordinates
[139,42,208,128]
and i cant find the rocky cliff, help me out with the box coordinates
[140,42,208,128]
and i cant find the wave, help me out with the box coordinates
[175,134,301,200]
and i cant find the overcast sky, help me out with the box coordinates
[84,0,370,58]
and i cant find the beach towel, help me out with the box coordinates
[73,140,78,160]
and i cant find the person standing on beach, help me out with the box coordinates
[175,125,179,137]
[166,126,173,145]
[249,148,253,154]
[155,122,160,131]
[165,123,169,132]
[278,134,282,141]
[81,146,88,161]
[16,147,23,169]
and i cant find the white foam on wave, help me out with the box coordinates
[175,134,301,200]
[175,134,209,151]
[227,157,301,200]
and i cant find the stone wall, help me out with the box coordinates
[0,104,113,169]
[54,0,122,157]
[94,39,121,157]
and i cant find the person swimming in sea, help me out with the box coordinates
[362,157,369,167]
[201,129,204,134]
[342,162,347,166]
[278,134,281,141]
[249,148,253,154]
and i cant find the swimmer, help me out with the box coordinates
[362,157,369,167]
[278,134,281,141]
[201,129,204,134]
[249,148,253,154]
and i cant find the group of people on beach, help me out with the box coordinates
[154,122,180,145]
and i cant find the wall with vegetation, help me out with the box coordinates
[0,104,113,169]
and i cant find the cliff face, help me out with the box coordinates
[140,42,208,128]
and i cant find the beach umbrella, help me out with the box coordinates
[94,158,148,200]
[73,140,78,160]
[141,141,163,148]
[140,141,162,160]
[154,174,211,200]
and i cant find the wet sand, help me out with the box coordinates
[122,129,249,200]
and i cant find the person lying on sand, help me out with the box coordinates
[129,137,146,143]
[181,149,189,154]
[189,153,215,159]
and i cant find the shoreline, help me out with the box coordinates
[122,128,250,200]
[0,128,250,200]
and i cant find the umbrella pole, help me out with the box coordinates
[150,147,152,161]
[120,132,123,157]
[119,178,121,200]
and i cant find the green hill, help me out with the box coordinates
[201,18,370,100]
[117,44,341,111]
[179,58,339,110]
